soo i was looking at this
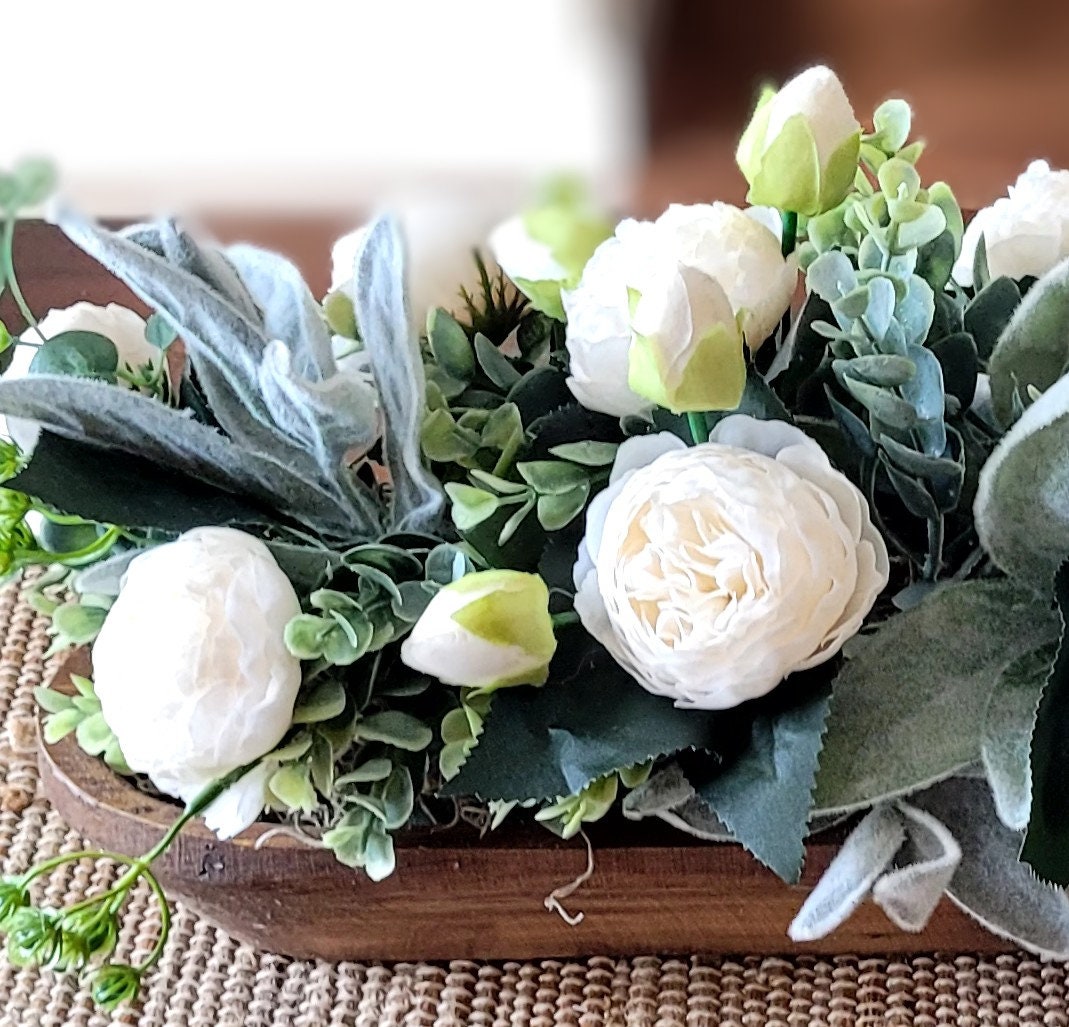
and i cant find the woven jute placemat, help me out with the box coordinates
[2,575,1068,1027]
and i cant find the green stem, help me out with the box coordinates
[923,516,945,582]
[551,610,580,629]
[1,213,41,339]
[132,870,171,972]
[686,412,709,446]
[781,210,798,259]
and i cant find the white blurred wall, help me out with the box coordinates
[4,0,646,216]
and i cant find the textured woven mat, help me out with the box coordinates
[3,576,1069,1027]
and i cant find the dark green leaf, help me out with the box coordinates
[965,276,1020,361]
[28,331,118,382]
[1022,562,1069,883]
[8,431,274,534]
[427,308,475,381]
[697,680,832,883]
[931,331,978,410]
[474,333,521,389]
[443,629,729,802]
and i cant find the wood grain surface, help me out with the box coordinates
[38,651,1008,962]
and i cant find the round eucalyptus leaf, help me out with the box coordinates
[28,331,118,382]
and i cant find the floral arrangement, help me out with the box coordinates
[1,64,1069,1007]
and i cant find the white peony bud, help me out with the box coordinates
[5,303,158,453]
[953,160,1069,287]
[573,417,888,709]
[92,527,303,839]
[400,569,557,690]
[563,203,796,417]
[736,65,861,217]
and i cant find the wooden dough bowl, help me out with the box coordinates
[36,651,1008,961]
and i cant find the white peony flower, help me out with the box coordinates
[563,203,796,417]
[736,65,861,217]
[92,527,303,839]
[400,569,557,690]
[953,160,1069,287]
[574,417,889,709]
[4,303,158,452]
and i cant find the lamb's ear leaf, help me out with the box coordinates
[915,776,1069,959]
[1021,561,1069,884]
[7,431,275,534]
[0,375,355,536]
[225,243,337,381]
[123,219,261,323]
[813,579,1060,815]
[352,215,444,533]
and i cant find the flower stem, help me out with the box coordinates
[686,412,709,446]
[781,210,798,259]
[551,610,579,629]
[1,212,42,340]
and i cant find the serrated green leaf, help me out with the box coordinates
[982,644,1053,831]
[813,579,1060,815]
[356,711,433,751]
[443,629,730,802]
[698,681,831,883]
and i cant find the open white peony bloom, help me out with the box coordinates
[5,303,158,452]
[953,160,1069,287]
[563,203,796,418]
[574,417,889,709]
[92,527,303,839]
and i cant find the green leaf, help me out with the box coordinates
[43,708,82,744]
[356,711,433,752]
[871,98,912,152]
[292,680,347,724]
[33,686,72,715]
[363,821,396,881]
[51,603,107,646]
[11,158,57,207]
[443,629,729,802]
[975,373,1069,593]
[548,441,619,466]
[7,431,274,536]
[1022,562,1069,883]
[914,776,1069,959]
[444,483,500,531]
[269,764,318,813]
[964,277,1020,361]
[813,579,1060,814]
[474,333,521,389]
[427,308,475,381]
[988,257,1069,426]
[143,313,177,350]
[335,758,393,787]
[28,332,118,382]
[982,645,1053,831]
[516,460,588,495]
[697,681,831,883]
[536,483,590,531]
[74,712,112,756]
[377,766,414,829]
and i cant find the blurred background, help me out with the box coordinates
[5,0,1069,294]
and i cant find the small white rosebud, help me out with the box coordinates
[400,569,557,690]
[736,65,861,216]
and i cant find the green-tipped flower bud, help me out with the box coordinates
[737,65,861,217]
[4,906,62,967]
[401,570,557,690]
[489,179,612,321]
